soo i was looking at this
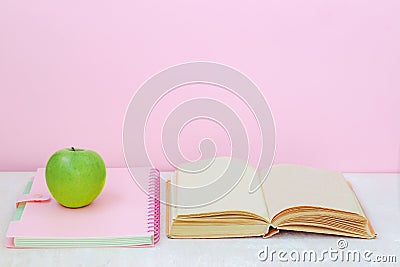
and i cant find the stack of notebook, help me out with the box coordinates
[6,167,160,248]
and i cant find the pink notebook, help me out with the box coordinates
[6,168,160,248]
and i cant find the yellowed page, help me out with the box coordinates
[260,164,363,218]
[173,157,269,220]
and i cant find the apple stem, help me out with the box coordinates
[71,147,75,151]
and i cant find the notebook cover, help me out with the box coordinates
[6,167,160,248]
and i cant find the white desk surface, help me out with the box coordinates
[0,172,399,267]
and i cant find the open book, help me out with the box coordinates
[167,157,376,239]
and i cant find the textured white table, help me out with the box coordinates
[0,172,399,267]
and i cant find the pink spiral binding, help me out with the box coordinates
[147,168,160,244]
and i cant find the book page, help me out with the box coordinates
[260,164,363,218]
[173,157,269,220]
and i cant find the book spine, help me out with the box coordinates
[147,168,160,244]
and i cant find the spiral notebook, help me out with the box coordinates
[6,167,160,248]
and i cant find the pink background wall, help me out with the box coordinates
[1,1,399,172]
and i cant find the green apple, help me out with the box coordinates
[45,147,106,208]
